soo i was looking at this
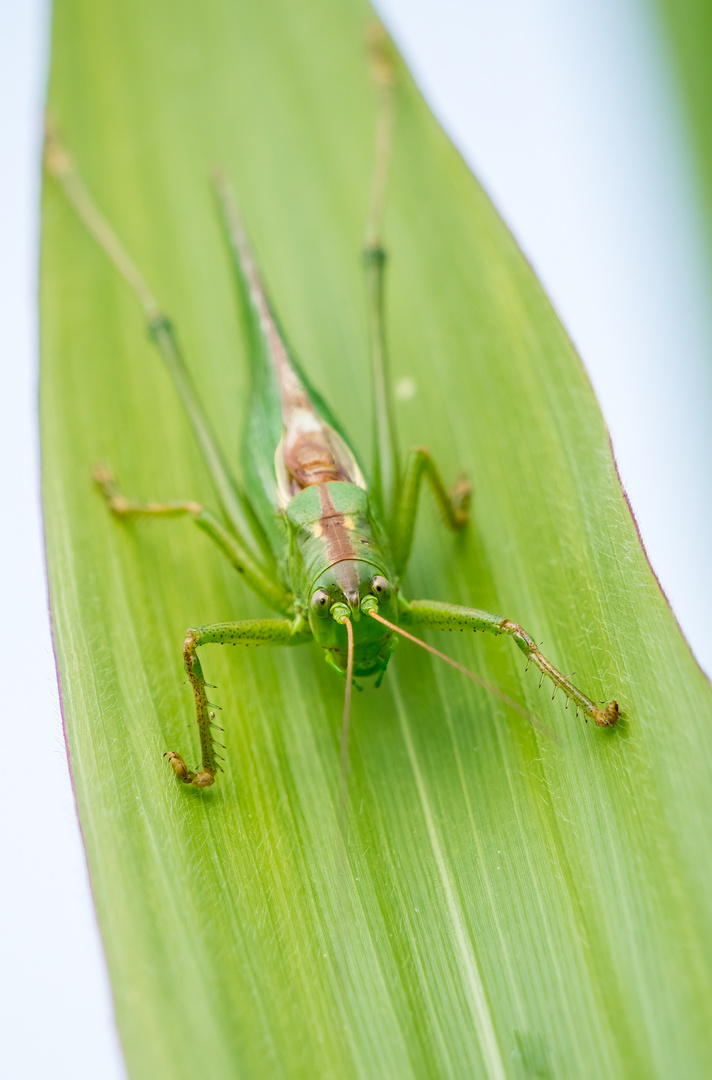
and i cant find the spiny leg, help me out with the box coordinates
[390,448,471,578]
[167,619,311,787]
[400,598,618,726]
[94,467,293,614]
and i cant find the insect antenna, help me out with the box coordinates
[338,617,355,835]
[367,610,537,726]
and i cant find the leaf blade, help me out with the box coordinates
[42,1,712,1077]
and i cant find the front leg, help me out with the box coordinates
[400,598,618,727]
[166,618,311,788]
[391,448,471,577]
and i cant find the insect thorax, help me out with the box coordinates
[285,481,389,599]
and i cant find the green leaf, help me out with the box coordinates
[41,1,712,1077]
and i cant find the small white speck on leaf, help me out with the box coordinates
[396,376,416,401]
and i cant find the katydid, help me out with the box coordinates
[44,55,618,791]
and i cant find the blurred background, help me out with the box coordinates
[2,0,710,1075]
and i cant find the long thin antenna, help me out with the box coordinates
[368,610,538,726]
[338,618,355,833]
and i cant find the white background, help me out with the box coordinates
[1,1,710,1076]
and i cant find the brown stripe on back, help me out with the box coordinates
[318,486,360,605]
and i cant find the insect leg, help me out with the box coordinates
[400,597,618,726]
[44,127,273,567]
[93,465,202,519]
[363,24,401,519]
[94,467,293,614]
[390,449,471,577]
[167,618,312,788]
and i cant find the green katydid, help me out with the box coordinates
[44,46,618,792]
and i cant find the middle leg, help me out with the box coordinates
[94,466,293,614]
[390,448,471,578]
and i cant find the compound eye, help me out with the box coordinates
[370,575,390,599]
[310,588,331,617]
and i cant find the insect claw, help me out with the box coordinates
[538,674,544,689]
[206,701,223,710]
[210,721,224,731]
[164,751,192,782]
